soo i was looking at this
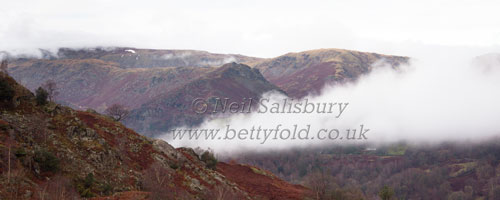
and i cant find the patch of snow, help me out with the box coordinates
[125,49,136,54]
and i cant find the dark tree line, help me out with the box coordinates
[232,141,500,199]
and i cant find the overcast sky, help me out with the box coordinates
[1,0,500,57]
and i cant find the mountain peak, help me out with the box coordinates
[213,62,267,81]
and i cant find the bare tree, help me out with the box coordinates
[142,162,177,200]
[7,141,11,183]
[38,175,80,200]
[105,104,130,121]
[0,59,8,76]
[305,170,336,200]
[5,130,15,184]
[5,168,26,199]
[204,184,244,200]
[150,163,170,188]
[41,80,59,102]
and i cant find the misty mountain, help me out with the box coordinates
[8,47,408,135]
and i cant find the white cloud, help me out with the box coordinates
[164,46,500,154]
[1,0,500,57]
[3,0,500,154]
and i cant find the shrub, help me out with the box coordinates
[79,188,95,198]
[200,151,217,170]
[100,183,113,195]
[14,147,27,158]
[34,149,60,172]
[76,173,97,198]
[0,78,15,104]
[379,185,395,200]
[169,162,179,170]
[35,87,48,106]
[84,173,95,188]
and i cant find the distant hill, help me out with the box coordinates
[9,58,210,111]
[250,48,409,98]
[125,62,284,135]
[7,47,408,135]
[45,47,263,69]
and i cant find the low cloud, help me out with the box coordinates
[161,52,193,60]
[164,47,500,154]
[160,52,237,67]
[197,56,237,66]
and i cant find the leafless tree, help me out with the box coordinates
[0,59,7,75]
[38,175,80,200]
[5,130,15,184]
[151,163,169,187]
[305,170,336,200]
[41,80,59,102]
[7,143,11,183]
[105,104,130,121]
[5,168,26,199]
[204,185,244,200]
[142,162,175,200]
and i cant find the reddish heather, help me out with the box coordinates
[217,162,313,200]
[90,191,150,200]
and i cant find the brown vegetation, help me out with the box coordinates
[217,162,312,200]
[0,73,303,199]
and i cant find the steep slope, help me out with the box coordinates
[250,48,409,98]
[0,72,308,199]
[7,47,263,111]
[125,62,284,135]
[9,58,211,110]
[217,162,312,200]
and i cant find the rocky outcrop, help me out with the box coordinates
[125,62,284,135]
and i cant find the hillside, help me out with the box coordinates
[0,72,311,199]
[8,47,408,135]
[125,62,284,135]
[250,49,409,98]
[7,47,262,112]
[217,162,312,199]
[9,58,210,111]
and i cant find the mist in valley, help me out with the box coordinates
[164,46,500,155]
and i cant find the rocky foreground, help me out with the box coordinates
[0,72,311,199]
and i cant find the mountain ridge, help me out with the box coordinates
[7,47,408,135]
[125,62,284,135]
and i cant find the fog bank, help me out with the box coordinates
[165,47,500,154]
